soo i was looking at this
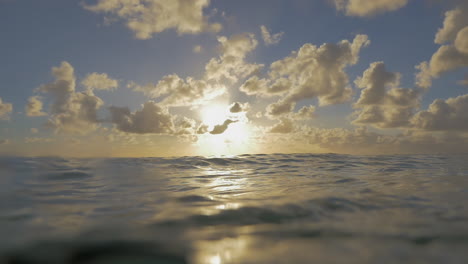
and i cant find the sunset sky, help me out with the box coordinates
[1,0,467,157]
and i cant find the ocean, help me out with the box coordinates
[0,153,467,263]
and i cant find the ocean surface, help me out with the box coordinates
[0,153,467,263]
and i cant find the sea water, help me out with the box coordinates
[0,153,467,263]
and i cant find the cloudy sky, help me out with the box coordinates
[1,0,467,157]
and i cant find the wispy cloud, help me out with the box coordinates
[332,0,408,17]
[81,72,119,91]
[260,25,284,46]
[25,96,46,117]
[0,97,12,120]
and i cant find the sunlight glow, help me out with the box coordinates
[197,103,253,156]
[209,254,222,264]
[201,104,228,128]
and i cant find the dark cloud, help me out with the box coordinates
[210,119,237,134]
[109,101,174,134]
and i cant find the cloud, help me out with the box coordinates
[229,102,250,113]
[455,26,468,54]
[0,97,13,120]
[174,116,198,136]
[244,35,369,117]
[434,7,468,45]
[197,124,209,134]
[204,33,263,83]
[209,119,236,134]
[293,105,316,120]
[83,0,222,39]
[81,72,118,91]
[130,34,261,107]
[416,6,468,88]
[31,128,39,134]
[263,125,468,154]
[266,99,295,117]
[25,96,47,117]
[332,0,408,17]
[353,62,420,128]
[193,45,202,53]
[415,61,432,89]
[239,76,270,96]
[260,25,284,46]
[428,45,468,77]
[411,94,468,131]
[459,74,468,86]
[109,101,175,134]
[240,76,290,96]
[0,139,10,145]
[38,61,104,133]
[130,75,224,107]
[269,118,295,133]
[25,137,54,143]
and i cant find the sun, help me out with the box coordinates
[197,103,253,156]
[201,104,229,128]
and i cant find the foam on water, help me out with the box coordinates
[1,154,468,263]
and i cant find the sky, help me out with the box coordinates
[0,0,467,157]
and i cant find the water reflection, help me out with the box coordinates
[194,232,251,264]
[2,154,468,263]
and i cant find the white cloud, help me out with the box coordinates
[239,76,270,96]
[193,45,202,53]
[269,118,295,133]
[130,34,261,107]
[459,74,468,86]
[108,101,175,134]
[174,116,197,136]
[416,6,468,88]
[333,0,408,17]
[429,45,468,77]
[229,102,250,113]
[0,97,13,120]
[415,61,432,89]
[204,33,263,83]
[244,35,369,117]
[0,139,10,145]
[412,94,468,131]
[353,62,420,128]
[263,126,468,154]
[197,124,209,134]
[260,25,284,46]
[25,137,54,143]
[240,76,290,96]
[83,0,222,39]
[293,105,316,120]
[435,7,468,44]
[454,26,468,54]
[31,128,39,134]
[81,72,119,91]
[25,96,47,117]
[130,74,224,107]
[38,61,104,133]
